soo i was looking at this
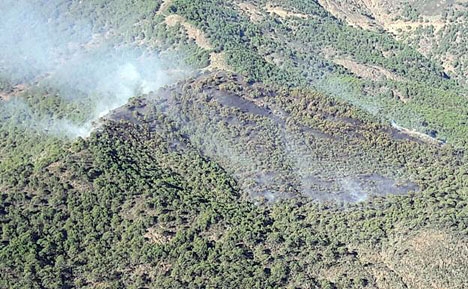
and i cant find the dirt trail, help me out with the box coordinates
[317,0,447,34]
[0,84,27,101]
[333,58,404,81]
[391,121,443,145]
[157,0,172,15]
[385,19,446,34]
[165,15,213,50]
[236,2,264,22]
[317,0,379,30]
[265,3,308,19]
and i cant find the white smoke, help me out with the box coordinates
[0,0,191,138]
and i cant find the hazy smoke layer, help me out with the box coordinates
[0,0,190,138]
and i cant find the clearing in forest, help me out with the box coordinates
[164,14,213,50]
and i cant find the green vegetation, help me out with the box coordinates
[1,1,468,288]
[2,73,468,288]
[166,0,468,146]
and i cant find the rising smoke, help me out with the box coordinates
[0,0,191,138]
[0,1,421,204]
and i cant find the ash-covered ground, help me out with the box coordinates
[105,72,423,204]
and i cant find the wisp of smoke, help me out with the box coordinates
[316,75,429,135]
[0,97,88,138]
[0,0,191,138]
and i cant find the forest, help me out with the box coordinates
[1,0,467,288]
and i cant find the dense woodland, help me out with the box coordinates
[1,0,468,288]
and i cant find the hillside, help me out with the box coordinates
[2,73,468,288]
[317,0,468,83]
[1,1,468,288]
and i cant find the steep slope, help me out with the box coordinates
[2,73,467,288]
[317,0,468,83]
[164,0,468,147]
[1,1,468,288]
[107,72,426,203]
[2,0,468,146]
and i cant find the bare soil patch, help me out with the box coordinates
[157,0,173,15]
[165,15,213,50]
[333,58,404,81]
[0,84,27,101]
[265,3,308,19]
[206,52,232,72]
[236,2,264,22]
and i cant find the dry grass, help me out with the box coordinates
[317,0,446,34]
[351,228,468,289]
[157,0,173,15]
[206,52,232,72]
[265,3,308,19]
[333,58,404,81]
[317,0,379,30]
[236,2,264,22]
[165,14,213,50]
[0,84,27,101]
[144,226,173,244]
[382,229,468,289]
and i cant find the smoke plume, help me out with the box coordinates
[0,0,191,138]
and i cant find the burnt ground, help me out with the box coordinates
[105,72,422,203]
